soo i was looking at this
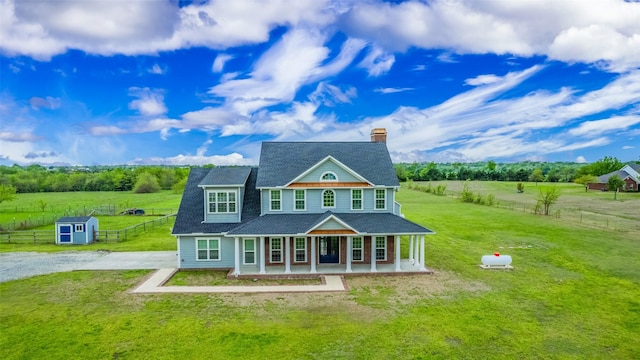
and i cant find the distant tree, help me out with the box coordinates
[133,172,160,194]
[607,175,625,200]
[486,160,497,172]
[394,164,408,182]
[37,199,48,212]
[574,174,598,192]
[536,186,560,215]
[577,156,623,177]
[516,182,524,193]
[529,168,544,185]
[172,177,188,194]
[0,184,17,204]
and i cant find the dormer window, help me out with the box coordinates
[207,190,237,213]
[320,172,338,181]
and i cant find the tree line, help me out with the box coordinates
[0,164,196,194]
[394,157,634,183]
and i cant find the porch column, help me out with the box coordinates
[259,236,266,274]
[284,237,292,273]
[370,236,377,272]
[346,236,352,273]
[419,235,426,271]
[395,235,401,272]
[413,236,421,268]
[234,237,241,276]
[310,236,317,273]
[409,235,414,263]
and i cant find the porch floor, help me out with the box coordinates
[234,259,432,278]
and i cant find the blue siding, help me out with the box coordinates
[179,236,260,269]
[203,188,241,223]
[298,161,363,183]
[261,187,396,214]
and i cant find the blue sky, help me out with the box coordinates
[1,0,639,166]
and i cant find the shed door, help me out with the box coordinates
[59,225,72,243]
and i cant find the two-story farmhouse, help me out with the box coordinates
[172,129,434,275]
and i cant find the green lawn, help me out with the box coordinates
[1,188,639,359]
[0,191,181,230]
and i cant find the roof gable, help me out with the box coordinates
[256,142,399,188]
[286,155,371,186]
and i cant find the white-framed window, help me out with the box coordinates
[320,172,338,181]
[244,238,256,264]
[322,189,335,208]
[375,189,386,210]
[294,189,306,211]
[375,236,386,260]
[270,190,282,211]
[351,189,362,210]
[197,238,220,261]
[207,191,237,213]
[74,224,84,232]
[270,237,283,263]
[352,237,363,261]
[294,237,306,262]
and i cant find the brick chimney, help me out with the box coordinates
[370,128,387,143]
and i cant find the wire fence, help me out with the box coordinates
[0,214,175,244]
[405,184,640,234]
[0,208,176,232]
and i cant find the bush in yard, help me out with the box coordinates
[516,182,524,193]
[536,186,560,215]
[133,172,161,193]
[460,181,475,203]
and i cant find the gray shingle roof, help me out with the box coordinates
[198,167,252,187]
[57,216,93,223]
[172,167,260,235]
[226,211,433,236]
[256,142,399,188]
[598,170,636,183]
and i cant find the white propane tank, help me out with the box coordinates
[481,253,512,268]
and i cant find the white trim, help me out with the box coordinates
[308,214,358,234]
[269,189,282,211]
[294,237,307,263]
[351,188,363,210]
[57,223,72,244]
[321,189,336,208]
[374,188,387,210]
[293,189,306,211]
[243,238,256,265]
[195,237,221,261]
[270,237,283,263]
[374,236,387,261]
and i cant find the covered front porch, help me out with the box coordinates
[230,234,431,276]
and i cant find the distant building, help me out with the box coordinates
[587,163,640,192]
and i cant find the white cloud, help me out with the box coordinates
[340,0,640,72]
[209,28,364,115]
[147,64,165,75]
[128,87,167,116]
[128,152,255,166]
[374,87,414,94]
[309,82,357,106]
[576,156,587,163]
[464,74,502,86]
[569,115,640,136]
[0,0,334,59]
[212,54,233,73]
[358,45,395,76]
[29,96,61,110]
[0,131,42,142]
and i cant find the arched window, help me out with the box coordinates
[322,189,335,208]
[320,172,338,181]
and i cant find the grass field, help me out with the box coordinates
[1,187,639,359]
[0,191,181,230]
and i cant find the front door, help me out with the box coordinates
[319,236,339,263]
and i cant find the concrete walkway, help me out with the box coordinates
[132,268,348,293]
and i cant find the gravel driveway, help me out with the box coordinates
[0,251,177,283]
